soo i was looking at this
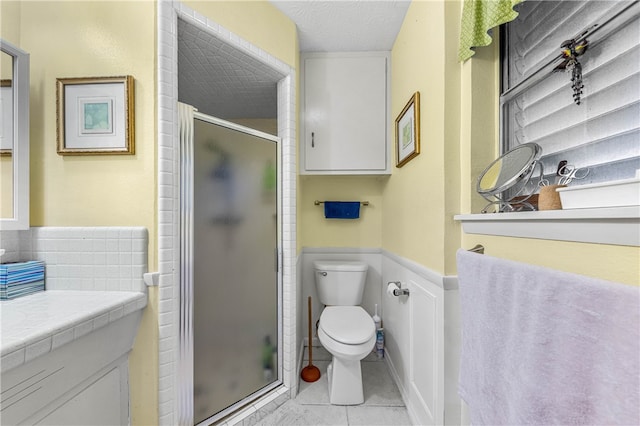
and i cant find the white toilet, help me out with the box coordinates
[313,260,376,405]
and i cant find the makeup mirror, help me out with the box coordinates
[477,142,542,213]
[0,39,29,230]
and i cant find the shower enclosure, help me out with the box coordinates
[181,108,280,425]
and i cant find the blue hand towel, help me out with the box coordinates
[324,201,360,219]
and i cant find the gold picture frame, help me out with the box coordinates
[56,75,134,155]
[395,91,420,168]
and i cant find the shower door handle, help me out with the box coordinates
[311,132,315,148]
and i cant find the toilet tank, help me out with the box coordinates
[313,260,368,306]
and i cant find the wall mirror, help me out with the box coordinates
[477,142,542,213]
[0,39,29,230]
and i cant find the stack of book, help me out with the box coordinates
[0,261,45,300]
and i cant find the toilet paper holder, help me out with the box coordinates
[388,281,410,297]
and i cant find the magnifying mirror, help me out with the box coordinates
[477,143,542,213]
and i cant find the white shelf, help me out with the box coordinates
[454,206,640,246]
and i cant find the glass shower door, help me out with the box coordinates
[192,117,278,424]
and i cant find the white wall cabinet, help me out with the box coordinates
[301,52,390,174]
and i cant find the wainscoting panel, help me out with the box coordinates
[408,279,444,425]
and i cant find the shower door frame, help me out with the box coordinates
[181,111,283,426]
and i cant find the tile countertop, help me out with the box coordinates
[0,290,147,372]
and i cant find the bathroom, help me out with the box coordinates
[1,0,639,425]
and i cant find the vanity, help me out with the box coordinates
[1,290,146,425]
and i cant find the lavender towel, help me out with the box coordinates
[456,250,640,425]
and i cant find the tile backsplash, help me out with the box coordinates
[0,227,148,292]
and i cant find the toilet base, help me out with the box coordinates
[326,357,364,405]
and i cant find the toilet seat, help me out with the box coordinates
[317,306,376,404]
[319,306,375,345]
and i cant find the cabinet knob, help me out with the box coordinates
[311,132,315,148]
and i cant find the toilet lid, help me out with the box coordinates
[320,306,375,345]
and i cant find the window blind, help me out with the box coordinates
[501,0,640,185]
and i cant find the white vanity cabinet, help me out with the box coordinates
[0,291,146,426]
[301,52,390,174]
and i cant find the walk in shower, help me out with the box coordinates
[158,5,297,424]
[180,105,281,424]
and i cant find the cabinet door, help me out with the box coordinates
[303,55,388,172]
[35,366,126,426]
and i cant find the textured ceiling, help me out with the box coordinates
[270,0,411,52]
[178,18,283,120]
[178,1,409,120]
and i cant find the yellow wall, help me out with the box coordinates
[4,0,636,422]
[458,26,639,287]
[299,176,385,248]
[299,0,639,288]
[183,0,297,69]
[19,1,157,231]
[5,1,298,425]
[297,1,463,275]
[385,0,639,286]
[382,0,458,274]
[9,2,159,424]
[1,0,21,43]
[297,0,639,286]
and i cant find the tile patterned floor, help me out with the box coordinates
[255,346,412,426]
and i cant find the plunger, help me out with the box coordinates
[300,296,321,382]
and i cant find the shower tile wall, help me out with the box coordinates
[0,227,147,292]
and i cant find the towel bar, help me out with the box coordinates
[314,200,369,206]
[468,244,484,254]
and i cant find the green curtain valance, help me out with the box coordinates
[458,0,523,62]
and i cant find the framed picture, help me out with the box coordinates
[56,76,134,155]
[395,91,420,168]
[0,80,12,156]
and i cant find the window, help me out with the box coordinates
[500,1,640,186]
